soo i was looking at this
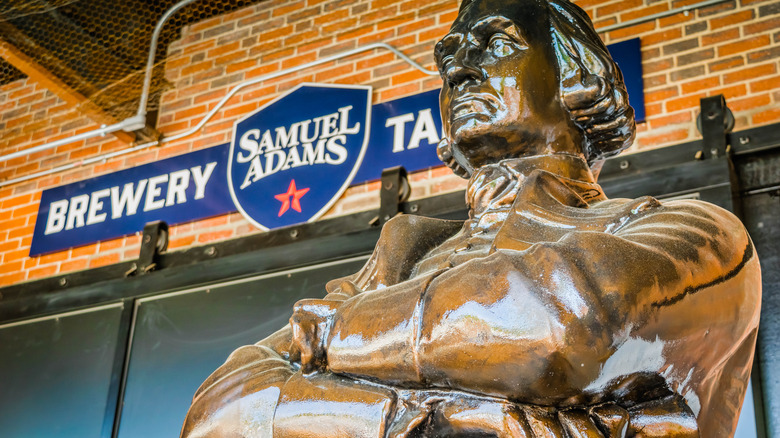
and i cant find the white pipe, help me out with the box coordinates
[0,0,198,165]
[137,0,201,118]
[0,43,438,188]
[164,42,437,144]
[0,119,132,164]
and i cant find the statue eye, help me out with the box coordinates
[439,55,455,72]
[488,34,516,57]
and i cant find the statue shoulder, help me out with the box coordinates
[350,215,463,290]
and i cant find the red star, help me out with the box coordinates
[274,179,310,217]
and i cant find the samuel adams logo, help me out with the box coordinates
[228,83,372,230]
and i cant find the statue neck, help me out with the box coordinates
[465,153,598,218]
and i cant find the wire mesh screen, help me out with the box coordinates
[0,0,258,120]
[0,58,25,85]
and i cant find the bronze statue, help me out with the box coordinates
[181,0,761,436]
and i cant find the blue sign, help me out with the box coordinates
[30,145,233,256]
[608,38,645,123]
[228,84,371,230]
[354,89,442,184]
[31,42,645,257]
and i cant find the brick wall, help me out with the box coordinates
[0,0,778,287]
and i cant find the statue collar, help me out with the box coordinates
[466,154,605,220]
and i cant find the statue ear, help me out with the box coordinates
[437,137,472,179]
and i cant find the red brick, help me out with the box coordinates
[681,76,721,94]
[89,253,121,268]
[0,272,26,287]
[702,28,740,46]
[728,94,772,111]
[648,111,694,129]
[223,102,262,119]
[710,10,754,30]
[744,17,780,35]
[658,12,694,28]
[60,258,89,273]
[377,12,415,31]
[169,235,197,250]
[207,41,241,58]
[723,63,777,83]
[0,239,20,253]
[1,193,33,209]
[0,260,23,275]
[642,28,683,46]
[750,74,780,92]
[718,35,771,57]
[197,230,234,243]
[596,0,643,18]
[637,128,691,148]
[99,237,125,252]
[645,87,679,103]
[36,250,70,265]
[272,1,304,17]
[621,3,669,22]
[709,56,744,72]
[391,69,429,86]
[174,105,209,121]
[753,107,780,124]
[380,82,420,101]
[3,248,28,264]
[708,83,747,100]
[11,203,38,219]
[644,58,674,74]
[666,93,706,112]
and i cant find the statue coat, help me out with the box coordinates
[181,155,760,438]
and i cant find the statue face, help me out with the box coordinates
[436,0,580,173]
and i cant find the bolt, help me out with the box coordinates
[205,246,216,257]
[290,229,299,238]
[711,148,719,157]
[383,215,391,221]
[59,278,68,287]
[410,204,419,213]
[619,160,630,170]
[739,136,750,145]
[143,234,151,244]
[384,181,394,190]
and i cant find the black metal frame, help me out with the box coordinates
[1,120,778,323]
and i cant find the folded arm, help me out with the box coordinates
[320,200,759,405]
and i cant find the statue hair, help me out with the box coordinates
[442,0,635,174]
[547,0,635,167]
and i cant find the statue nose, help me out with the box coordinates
[444,47,484,88]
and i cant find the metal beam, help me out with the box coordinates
[0,35,135,144]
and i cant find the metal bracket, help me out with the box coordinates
[134,221,169,276]
[377,166,411,226]
[698,95,744,218]
[698,95,734,160]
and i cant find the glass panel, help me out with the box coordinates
[0,304,124,438]
[734,379,758,438]
[117,257,366,438]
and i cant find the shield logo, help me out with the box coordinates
[228,83,372,230]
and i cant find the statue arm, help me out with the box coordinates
[322,200,759,405]
[180,275,361,437]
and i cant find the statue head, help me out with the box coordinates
[435,0,635,178]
